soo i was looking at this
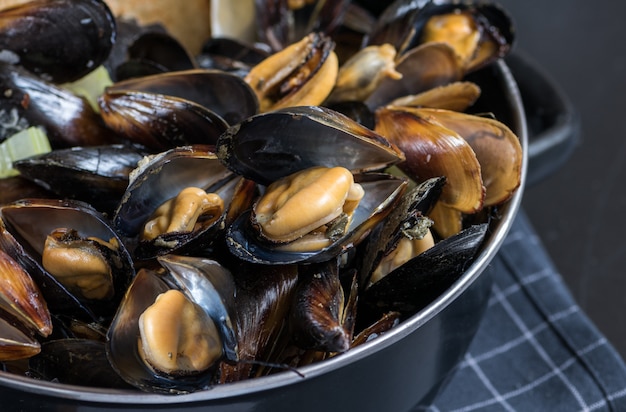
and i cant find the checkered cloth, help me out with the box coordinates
[421,210,626,412]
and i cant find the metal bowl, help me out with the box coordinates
[0,59,527,412]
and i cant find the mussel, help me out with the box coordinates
[0,0,116,83]
[0,63,121,147]
[217,106,408,264]
[113,145,246,260]
[218,261,299,383]
[0,317,41,361]
[106,256,237,393]
[14,143,148,215]
[0,199,135,323]
[366,0,514,72]
[0,248,52,339]
[244,32,339,112]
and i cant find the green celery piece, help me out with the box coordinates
[62,65,113,113]
[0,126,52,178]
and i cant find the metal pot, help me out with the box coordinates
[0,59,527,411]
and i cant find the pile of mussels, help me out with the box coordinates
[0,0,522,393]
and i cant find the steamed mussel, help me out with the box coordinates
[216,105,408,264]
[106,255,237,393]
[0,0,116,83]
[0,199,134,323]
[0,0,522,396]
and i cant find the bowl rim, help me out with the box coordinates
[0,59,528,404]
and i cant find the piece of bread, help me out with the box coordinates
[104,0,212,54]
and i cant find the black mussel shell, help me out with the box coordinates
[0,64,121,147]
[362,222,489,315]
[0,199,135,323]
[0,0,116,83]
[216,106,405,186]
[197,37,270,75]
[107,69,259,126]
[289,259,354,353]
[219,261,299,383]
[115,31,197,81]
[29,339,133,389]
[225,173,407,265]
[99,89,229,152]
[358,176,447,287]
[366,0,514,67]
[113,146,236,249]
[14,143,148,215]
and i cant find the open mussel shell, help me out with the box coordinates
[0,249,52,337]
[412,108,523,207]
[244,32,338,112]
[216,105,405,186]
[226,173,408,265]
[105,69,259,126]
[115,31,197,80]
[0,199,135,323]
[0,317,40,362]
[0,0,116,83]
[0,64,121,147]
[375,105,485,214]
[219,261,299,383]
[113,145,242,259]
[366,0,514,71]
[364,42,464,111]
[28,339,132,389]
[362,222,489,316]
[98,88,229,151]
[358,176,446,288]
[106,268,204,394]
[14,143,148,215]
[106,257,238,393]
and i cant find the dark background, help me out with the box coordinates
[497,0,626,359]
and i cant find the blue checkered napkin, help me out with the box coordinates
[423,210,626,412]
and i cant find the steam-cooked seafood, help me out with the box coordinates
[0,0,116,83]
[0,0,522,395]
[106,256,237,393]
[244,32,339,112]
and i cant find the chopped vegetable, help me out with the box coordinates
[0,126,52,178]
[62,65,113,113]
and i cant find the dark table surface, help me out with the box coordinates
[496,0,626,360]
